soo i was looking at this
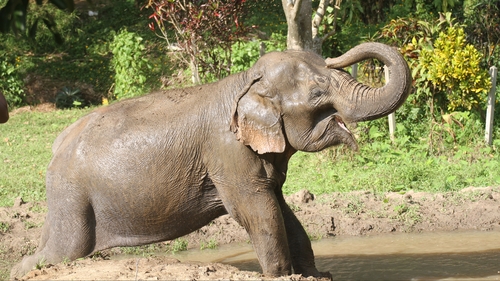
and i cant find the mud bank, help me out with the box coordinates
[2,186,499,280]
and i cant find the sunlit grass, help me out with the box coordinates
[284,141,500,195]
[0,107,94,206]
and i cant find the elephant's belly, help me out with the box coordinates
[91,184,227,250]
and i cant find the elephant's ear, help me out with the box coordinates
[230,79,286,154]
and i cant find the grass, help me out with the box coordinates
[283,140,500,195]
[0,107,94,206]
[1,108,499,207]
[200,239,218,250]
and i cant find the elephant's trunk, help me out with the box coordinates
[325,42,412,123]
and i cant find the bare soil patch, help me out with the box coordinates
[2,187,499,280]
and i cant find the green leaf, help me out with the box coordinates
[446,175,457,183]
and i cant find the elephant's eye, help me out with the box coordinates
[310,88,323,98]
[309,88,324,105]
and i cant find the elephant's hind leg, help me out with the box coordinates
[10,198,96,279]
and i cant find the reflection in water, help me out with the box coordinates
[115,231,500,280]
[224,231,500,281]
[233,250,500,280]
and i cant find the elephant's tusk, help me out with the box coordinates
[334,115,350,133]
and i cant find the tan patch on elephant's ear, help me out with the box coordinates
[234,94,286,154]
[236,117,285,154]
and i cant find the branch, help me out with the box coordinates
[312,0,329,39]
[321,0,341,42]
[290,0,304,20]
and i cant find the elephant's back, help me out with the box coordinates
[53,90,207,153]
[47,88,227,185]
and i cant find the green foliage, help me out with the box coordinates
[463,0,500,67]
[283,134,500,195]
[0,0,167,107]
[0,52,25,107]
[0,222,10,233]
[55,86,84,109]
[338,0,364,24]
[200,239,218,250]
[231,33,287,73]
[377,13,495,150]
[244,0,286,36]
[419,26,491,111]
[0,0,75,41]
[119,244,158,257]
[393,203,421,227]
[148,0,250,83]
[35,258,47,270]
[170,238,188,254]
[25,5,78,53]
[110,29,150,100]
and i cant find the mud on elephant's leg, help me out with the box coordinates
[277,193,327,277]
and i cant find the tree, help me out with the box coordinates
[281,0,341,53]
[463,0,500,67]
[0,0,78,43]
[146,0,249,83]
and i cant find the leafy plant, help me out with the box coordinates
[0,53,25,107]
[463,0,500,67]
[24,220,39,230]
[200,239,218,250]
[230,33,286,73]
[418,26,491,112]
[170,238,188,254]
[110,29,150,100]
[35,258,47,270]
[55,86,84,109]
[393,203,421,227]
[147,0,250,83]
[0,222,9,233]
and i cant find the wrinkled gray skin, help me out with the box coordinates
[12,42,411,279]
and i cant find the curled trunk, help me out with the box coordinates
[326,42,412,123]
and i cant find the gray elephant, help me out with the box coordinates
[11,42,411,279]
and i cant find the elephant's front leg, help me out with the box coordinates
[276,192,325,277]
[217,184,292,276]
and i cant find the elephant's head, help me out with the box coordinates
[231,42,412,154]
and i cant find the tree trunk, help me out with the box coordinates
[189,35,201,84]
[282,0,339,54]
[281,0,313,51]
[311,0,330,54]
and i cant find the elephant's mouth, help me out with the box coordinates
[334,114,350,133]
[332,113,359,151]
[305,110,358,152]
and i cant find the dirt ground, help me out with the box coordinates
[1,186,499,280]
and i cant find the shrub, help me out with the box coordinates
[463,0,500,67]
[0,53,25,107]
[110,29,150,100]
[231,33,287,73]
[418,26,491,112]
[55,87,84,109]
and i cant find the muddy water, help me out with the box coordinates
[169,230,500,280]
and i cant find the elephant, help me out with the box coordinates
[11,42,411,279]
[0,91,8,123]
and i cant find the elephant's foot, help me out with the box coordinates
[10,254,46,280]
[318,271,333,280]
